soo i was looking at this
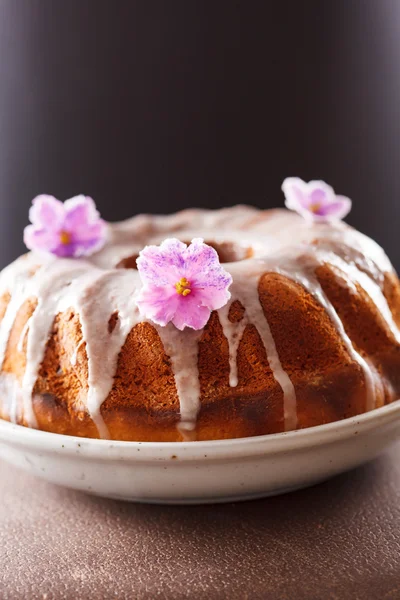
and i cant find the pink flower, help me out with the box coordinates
[282,177,352,222]
[24,195,107,257]
[136,238,232,330]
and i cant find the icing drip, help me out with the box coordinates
[246,296,298,430]
[274,254,378,411]
[0,256,143,436]
[218,303,248,387]
[219,283,298,429]
[0,255,39,373]
[0,373,22,423]
[58,268,143,438]
[320,252,400,345]
[21,261,91,428]
[0,257,89,427]
[301,274,377,410]
[155,324,202,439]
[17,318,31,353]
[219,263,299,430]
[226,262,298,431]
[70,339,84,367]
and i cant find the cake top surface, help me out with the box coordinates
[14,204,393,273]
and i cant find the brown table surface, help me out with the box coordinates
[1,441,400,600]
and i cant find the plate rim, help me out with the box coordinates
[1,400,400,461]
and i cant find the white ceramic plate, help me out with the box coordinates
[1,401,400,504]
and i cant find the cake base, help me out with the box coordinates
[1,400,399,504]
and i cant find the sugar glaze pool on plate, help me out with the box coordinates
[0,400,400,504]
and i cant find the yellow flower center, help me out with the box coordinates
[59,231,71,245]
[175,277,191,296]
[310,202,322,214]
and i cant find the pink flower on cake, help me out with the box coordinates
[24,195,107,257]
[136,238,232,330]
[282,177,352,222]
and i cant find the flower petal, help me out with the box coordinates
[52,241,78,258]
[192,286,231,311]
[309,188,329,207]
[282,177,311,211]
[185,239,233,290]
[23,225,61,254]
[67,222,108,257]
[136,239,188,286]
[307,180,335,205]
[136,285,180,327]
[171,295,211,330]
[191,268,233,293]
[63,195,101,229]
[316,196,352,220]
[183,238,217,277]
[29,195,65,228]
[63,196,107,255]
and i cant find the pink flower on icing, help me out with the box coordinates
[136,238,232,330]
[24,195,107,257]
[282,177,352,222]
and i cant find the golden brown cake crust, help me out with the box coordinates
[0,206,400,441]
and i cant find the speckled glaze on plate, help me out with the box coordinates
[1,400,400,504]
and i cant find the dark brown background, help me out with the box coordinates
[0,0,399,269]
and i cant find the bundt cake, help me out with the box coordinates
[0,184,400,442]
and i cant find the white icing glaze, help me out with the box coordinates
[70,339,84,367]
[218,303,248,388]
[20,261,92,429]
[224,261,299,431]
[58,268,143,437]
[0,206,398,438]
[273,256,378,411]
[155,324,202,439]
[0,372,23,423]
[0,254,39,372]
[17,316,31,353]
